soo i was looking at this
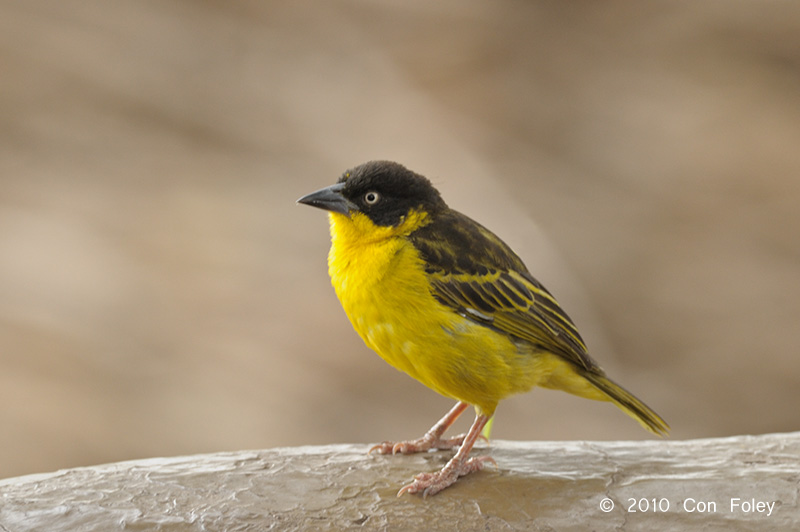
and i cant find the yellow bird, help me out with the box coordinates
[297,161,668,497]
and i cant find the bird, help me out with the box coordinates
[297,160,668,497]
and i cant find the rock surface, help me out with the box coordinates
[1,433,798,531]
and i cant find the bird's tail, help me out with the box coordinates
[581,371,670,436]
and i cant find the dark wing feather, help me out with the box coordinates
[410,210,598,372]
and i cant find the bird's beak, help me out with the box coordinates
[296,183,356,216]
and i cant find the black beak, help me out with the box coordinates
[296,183,355,216]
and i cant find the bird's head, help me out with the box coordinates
[297,161,447,238]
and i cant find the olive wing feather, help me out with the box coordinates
[409,210,597,372]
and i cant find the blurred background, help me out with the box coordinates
[1,0,799,479]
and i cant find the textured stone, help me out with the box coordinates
[1,433,798,531]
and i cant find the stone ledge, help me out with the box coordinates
[1,433,798,531]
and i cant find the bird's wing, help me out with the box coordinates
[409,210,598,372]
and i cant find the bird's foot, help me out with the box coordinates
[369,432,483,455]
[397,455,497,497]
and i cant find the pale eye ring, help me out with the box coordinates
[364,191,380,205]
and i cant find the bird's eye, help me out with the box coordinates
[364,191,380,205]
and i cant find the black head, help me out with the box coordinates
[298,161,447,226]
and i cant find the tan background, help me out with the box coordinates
[1,0,798,479]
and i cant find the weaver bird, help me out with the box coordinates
[297,161,668,497]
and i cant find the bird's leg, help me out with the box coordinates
[369,401,471,455]
[397,411,496,497]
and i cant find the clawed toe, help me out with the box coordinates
[369,406,494,496]
[397,454,496,498]
[368,441,394,455]
[368,433,472,456]
[368,439,428,455]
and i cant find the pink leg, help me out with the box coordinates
[369,401,471,455]
[397,411,496,497]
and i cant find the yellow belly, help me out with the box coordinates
[327,212,560,415]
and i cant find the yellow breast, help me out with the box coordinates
[326,210,549,415]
